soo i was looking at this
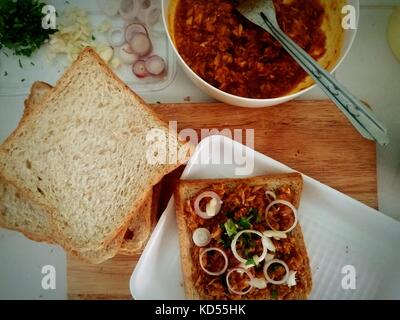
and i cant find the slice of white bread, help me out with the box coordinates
[0,47,181,254]
[23,81,157,256]
[0,174,56,242]
[174,173,312,300]
[0,170,130,263]
[0,81,157,262]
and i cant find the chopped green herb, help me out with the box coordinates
[0,0,58,57]
[238,214,254,229]
[30,62,35,66]
[18,59,23,69]
[224,219,237,238]
[271,290,278,299]
[65,0,70,4]
[218,234,231,248]
[156,101,161,104]
[4,71,8,76]
[245,257,255,266]
[3,52,9,57]
[238,218,251,229]
[241,232,252,247]
[91,35,96,41]
[21,78,25,82]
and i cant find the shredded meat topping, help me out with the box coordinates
[174,0,326,98]
[185,183,306,299]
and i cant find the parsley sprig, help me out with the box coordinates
[218,208,259,249]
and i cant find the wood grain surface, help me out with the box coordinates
[67,101,377,300]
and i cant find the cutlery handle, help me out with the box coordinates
[260,13,389,146]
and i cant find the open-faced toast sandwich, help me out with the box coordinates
[174,172,312,300]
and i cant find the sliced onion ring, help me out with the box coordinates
[199,247,228,276]
[226,268,253,295]
[231,230,268,265]
[263,258,290,285]
[265,199,298,233]
[265,190,276,201]
[145,55,165,75]
[125,22,148,42]
[132,60,148,78]
[194,191,222,219]
[129,32,152,56]
[119,0,141,22]
[108,27,125,47]
[287,270,297,287]
[192,228,211,247]
[119,43,139,65]
[263,230,287,240]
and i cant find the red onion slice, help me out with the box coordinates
[265,190,277,201]
[265,200,298,233]
[132,60,148,78]
[145,55,165,75]
[226,268,253,295]
[199,247,228,276]
[192,228,211,247]
[129,32,152,57]
[119,0,141,22]
[144,5,161,26]
[107,27,125,47]
[231,230,270,265]
[263,259,290,285]
[194,191,222,219]
[125,22,148,42]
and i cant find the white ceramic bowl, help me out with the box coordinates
[162,0,359,107]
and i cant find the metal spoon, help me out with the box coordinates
[236,0,389,146]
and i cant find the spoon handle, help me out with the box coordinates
[260,12,389,146]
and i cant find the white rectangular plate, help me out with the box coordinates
[130,135,400,300]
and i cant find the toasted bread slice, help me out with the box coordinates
[0,47,181,254]
[174,173,312,300]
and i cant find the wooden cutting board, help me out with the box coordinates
[67,100,378,299]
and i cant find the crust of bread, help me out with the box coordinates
[23,81,53,118]
[70,226,128,264]
[119,183,161,255]
[174,172,312,300]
